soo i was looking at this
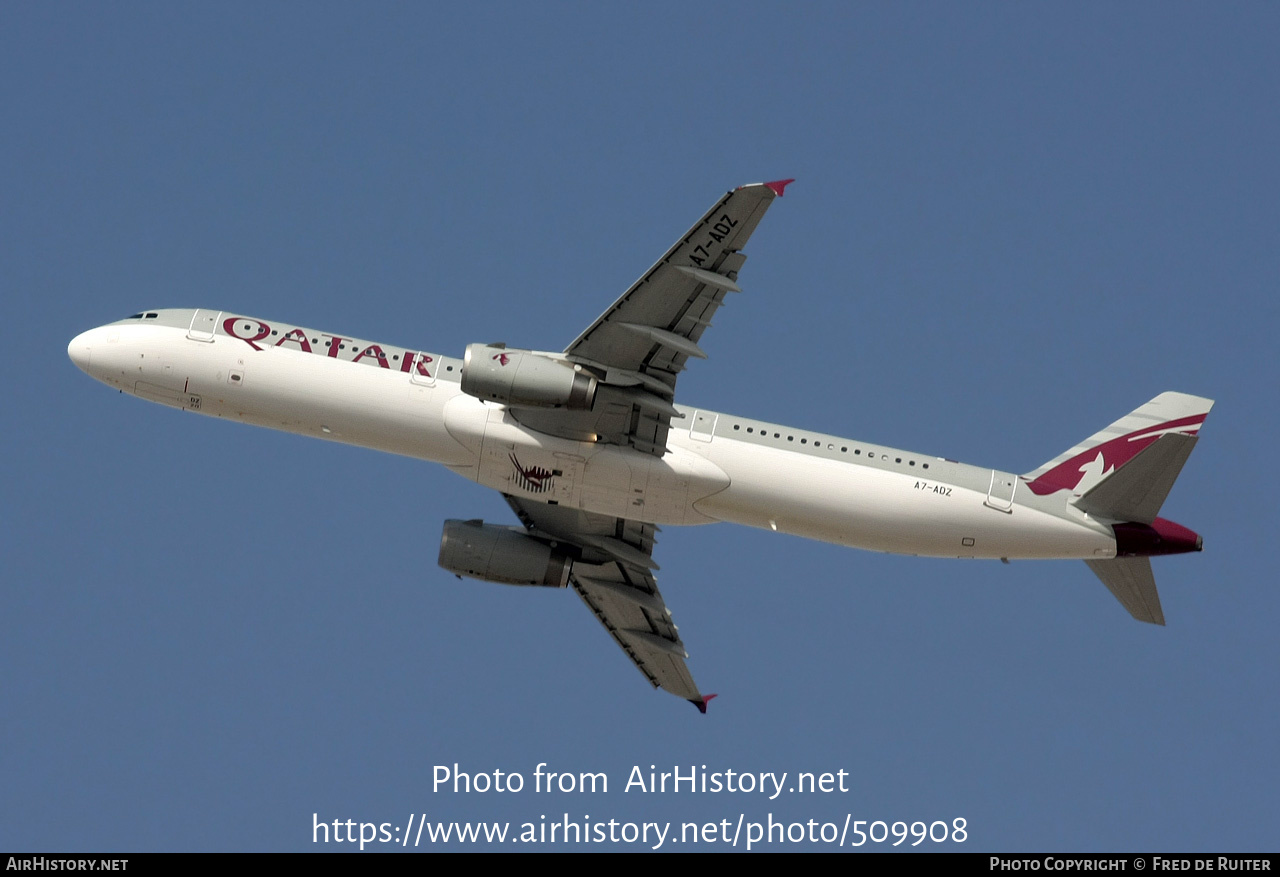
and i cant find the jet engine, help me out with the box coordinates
[461,344,597,410]
[438,519,572,588]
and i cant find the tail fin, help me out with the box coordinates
[1026,392,1213,626]
[1023,391,1214,507]
[1073,433,1197,524]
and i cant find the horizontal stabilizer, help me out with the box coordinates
[1073,433,1198,524]
[1084,558,1165,625]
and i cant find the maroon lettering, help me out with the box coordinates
[323,335,346,358]
[224,317,271,351]
[353,344,390,368]
[400,352,434,378]
[274,327,312,353]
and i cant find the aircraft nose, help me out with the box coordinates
[68,330,94,374]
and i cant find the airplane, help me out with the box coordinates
[67,180,1213,712]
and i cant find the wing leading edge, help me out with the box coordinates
[565,179,792,371]
[510,180,792,457]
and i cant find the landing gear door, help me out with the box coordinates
[187,309,221,342]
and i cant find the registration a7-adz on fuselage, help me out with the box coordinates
[68,180,1212,712]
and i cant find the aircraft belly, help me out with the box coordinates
[472,405,586,506]
[696,438,1114,559]
[628,445,729,525]
[577,445,641,518]
[455,402,728,525]
[441,391,489,475]
[568,444,728,525]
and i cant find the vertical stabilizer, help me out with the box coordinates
[1024,392,1213,499]
[1072,433,1198,524]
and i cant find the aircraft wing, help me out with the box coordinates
[565,179,792,371]
[510,180,792,456]
[504,494,713,711]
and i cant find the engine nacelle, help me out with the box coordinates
[438,519,572,588]
[461,344,597,410]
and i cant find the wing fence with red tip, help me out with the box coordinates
[736,179,795,197]
[689,694,719,714]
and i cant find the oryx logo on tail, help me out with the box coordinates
[1024,393,1212,497]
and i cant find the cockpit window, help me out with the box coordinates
[145,313,158,318]
[127,313,144,319]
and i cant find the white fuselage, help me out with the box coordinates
[69,311,1117,561]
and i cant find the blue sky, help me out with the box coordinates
[4,3,1276,851]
